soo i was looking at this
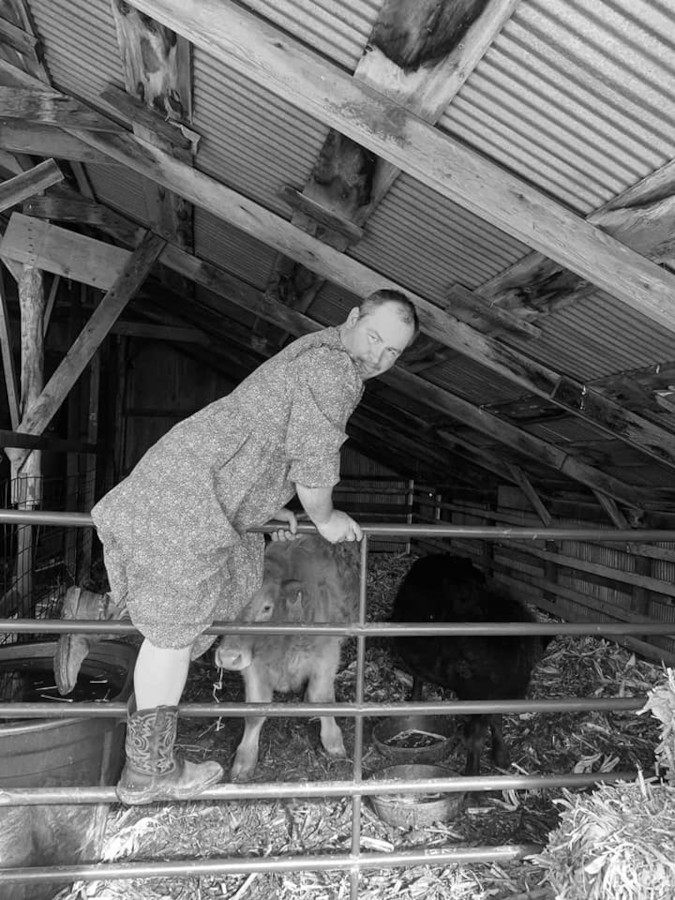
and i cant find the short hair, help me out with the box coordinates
[360,289,420,340]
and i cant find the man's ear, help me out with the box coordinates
[345,307,360,327]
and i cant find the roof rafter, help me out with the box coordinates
[3,198,645,509]
[126,0,675,335]
[2,91,675,475]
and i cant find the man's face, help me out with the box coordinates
[341,302,415,380]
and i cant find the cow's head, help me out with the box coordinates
[215,577,306,671]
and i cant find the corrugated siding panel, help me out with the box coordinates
[443,0,675,214]
[506,292,675,381]
[193,52,328,216]
[84,164,150,225]
[29,0,123,106]
[194,209,277,290]
[427,355,524,406]
[350,177,529,303]
[240,0,380,71]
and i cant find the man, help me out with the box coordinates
[91,289,418,804]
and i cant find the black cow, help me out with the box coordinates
[392,554,549,776]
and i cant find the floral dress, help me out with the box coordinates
[91,326,364,650]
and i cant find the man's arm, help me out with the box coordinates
[296,484,362,543]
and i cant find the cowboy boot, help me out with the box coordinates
[116,701,223,805]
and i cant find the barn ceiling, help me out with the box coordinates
[2,0,675,524]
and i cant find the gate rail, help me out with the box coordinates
[2,513,674,896]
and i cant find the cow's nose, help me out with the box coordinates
[216,647,246,671]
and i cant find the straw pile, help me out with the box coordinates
[534,668,675,899]
[50,552,670,900]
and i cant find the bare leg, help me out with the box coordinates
[134,639,191,709]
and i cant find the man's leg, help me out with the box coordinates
[134,640,191,707]
[116,638,223,805]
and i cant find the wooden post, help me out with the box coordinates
[79,286,100,581]
[64,283,83,578]
[1,264,44,617]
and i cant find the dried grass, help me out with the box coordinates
[52,552,669,900]
[534,775,675,900]
[533,668,675,899]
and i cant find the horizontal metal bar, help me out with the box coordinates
[1,508,675,541]
[0,770,633,808]
[3,618,674,636]
[0,843,539,883]
[0,696,645,718]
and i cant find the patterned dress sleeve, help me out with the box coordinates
[285,346,361,488]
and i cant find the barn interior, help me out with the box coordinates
[2,1,675,898]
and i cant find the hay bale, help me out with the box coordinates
[637,667,675,782]
[534,775,675,899]
[535,667,675,899]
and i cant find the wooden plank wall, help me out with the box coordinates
[418,485,675,666]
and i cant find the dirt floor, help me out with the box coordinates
[53,550,666,900]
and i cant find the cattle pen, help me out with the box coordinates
[1,511,675,899]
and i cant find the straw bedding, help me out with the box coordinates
[53,552,669,900]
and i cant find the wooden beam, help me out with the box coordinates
[111,320,209,344]
[0,266,20,429]
[66,126,675,471]
[0,159,63,212]
[507,463,553,526]
[387,368,643,507]
[126,0,675,336]
[356,0,520,219]
[262,0,517,335]
[278,185,364,245]
[0,72,670,482]
[446,283,541,338]
[0,15,40,58]
[0,86,122,131]
[0,0,49,83]
[110,1,195,272]
[0,121,119,163]
[0,212,131,289]
[14,232,165,442]
[34,185,675,485]
[594,491,630,530]
[4,60,665,474]
[479,158,675,315]
[0,428,96,453]
[100,82,194,150]
[23,193,142,246]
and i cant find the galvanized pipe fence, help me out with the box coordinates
[1,513,675,896]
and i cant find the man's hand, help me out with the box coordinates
[269,508,299,542]
[314,510,363,543]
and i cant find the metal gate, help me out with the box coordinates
[2,512,674,897]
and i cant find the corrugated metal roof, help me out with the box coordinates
[85,163,150,226]
[507,291,675,381]
[193,52,329,216]
[194,208,277,290]
[239,0,380,71]
[350,176,530,304]
[427,355,526,407]
[29,0,123,105]
[443,0,675,214]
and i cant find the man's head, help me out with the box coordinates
[340,289,418,380]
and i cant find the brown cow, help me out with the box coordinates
[215,534,359,782]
